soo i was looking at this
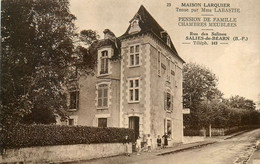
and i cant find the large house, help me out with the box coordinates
[57,5,185,147]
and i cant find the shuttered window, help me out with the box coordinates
[164,91,173,112]
[97,84,108,108]
[157,51,161,76]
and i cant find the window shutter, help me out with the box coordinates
[98,89,102,107]
[76,91,79,109]
[164,119,167,134]
[105,58,108,73]
[171,94,173,111]
[164,91,167,110]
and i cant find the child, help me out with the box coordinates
[157,135,162,149]
[123,135,130,156]
[136,136,142,155]
[147,134,152,152]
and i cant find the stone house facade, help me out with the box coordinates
[57,5,185,147]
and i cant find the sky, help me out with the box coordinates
[69,0,260,103]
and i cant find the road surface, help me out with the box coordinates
[74,129,260,164]
[134,129,260,164]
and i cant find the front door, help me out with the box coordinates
[129,116,139,141]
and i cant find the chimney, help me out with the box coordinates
[103,29,116,40]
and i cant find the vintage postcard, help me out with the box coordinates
[1,0,259,163]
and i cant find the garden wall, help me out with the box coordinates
[182,136,205,144]
[0,143,132,163]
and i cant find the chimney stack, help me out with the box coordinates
[103,29,116,40]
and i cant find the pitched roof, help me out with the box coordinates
[120,5,185,63]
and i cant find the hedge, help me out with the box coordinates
[0,124,135,149]
[184,129,201,136]
[224,125,260,135]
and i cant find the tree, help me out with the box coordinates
[79,29,100,46]
[74,29,100,75]
[183,63,221,129]
[183,63,221,108]
[1,0,77,125]
[227,95,256,111]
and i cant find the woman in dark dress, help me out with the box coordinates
[162,133,168,148]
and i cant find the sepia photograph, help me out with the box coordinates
[1,0,260,163]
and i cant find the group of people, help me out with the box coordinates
[135,133,169,155]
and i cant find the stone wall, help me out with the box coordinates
[0,143,132,163]
[182,136,205,144]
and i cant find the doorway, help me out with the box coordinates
[129,116,139,141]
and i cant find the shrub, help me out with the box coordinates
[0,124,134,149]
[183,129,201,136]
[224,125,260,135]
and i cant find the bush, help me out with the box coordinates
[0,124,134,149]
[184,129,201,136]
[224,125,260,135]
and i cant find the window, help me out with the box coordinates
[157,51,161,76]
[68,119,74,125]
[97,84,108,108]
[129,45,140,67]
[166,58,171,82]
[100,51,109,75]
[164,91,173,112]
[165,119,172,137]
[67,116,78,126]
[129,78,140,102]
[69,91,79,109]
[98,118,107,127]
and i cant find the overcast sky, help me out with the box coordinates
[70,0,260,103]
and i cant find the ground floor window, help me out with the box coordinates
[98,118,107,127]
[67,116,78,126]
[165,119,172,138]
[68,119,74,125]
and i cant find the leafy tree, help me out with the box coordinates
[74,29,100,75]
[79,29,100,46]
[227,95,256,111]
[1,0,77,125]
[183,63,221,129]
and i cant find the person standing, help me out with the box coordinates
[123,135,130,156]
[136,136,142,155]
[147,134,152,152]
[162,133,168,148]
[157,135,162,149]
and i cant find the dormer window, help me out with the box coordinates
[161,31,171,48]
[100,51,108,75]
[128,14,142,34]
[97,48,111,76]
